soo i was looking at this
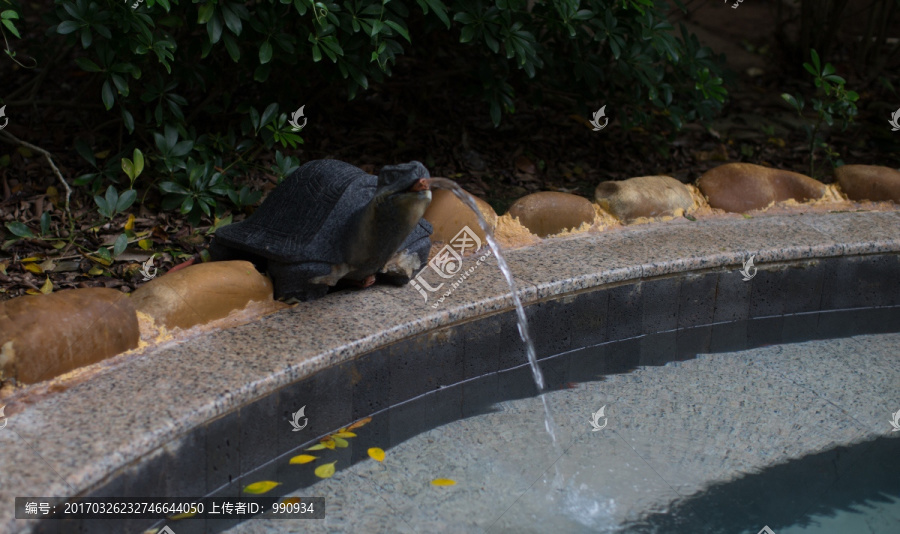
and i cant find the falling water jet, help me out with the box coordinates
[426,177,558,442]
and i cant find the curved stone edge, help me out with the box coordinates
[1,209,899,534]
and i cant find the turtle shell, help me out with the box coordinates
[213,159,387,264]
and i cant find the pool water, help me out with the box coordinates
[220,330,900,533]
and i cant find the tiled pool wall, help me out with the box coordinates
[36,251,900,534]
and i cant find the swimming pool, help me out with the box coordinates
[216,318,899,533]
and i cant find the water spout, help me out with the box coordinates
[426,178,557,442]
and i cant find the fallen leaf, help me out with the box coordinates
[39,277,52,294]
[305,443,326,451]
[314,462,337,479]
[88,265,104,276]
[431,478,456,486]
[321,439,336,450]
[332,437,349,448]
[124,214,135,231]
[514,155,536,174]
[346,417,371,431]
[289,454,318,465]
[46,186,59,206]
[242,481,281,494]
[23,263,43,274]
[20,256,43,263]
[332,431,356,438]
[138,239,153,250]
[368,448,385,462]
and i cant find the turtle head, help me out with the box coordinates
[347,161,432,274]
[374,161,432,219]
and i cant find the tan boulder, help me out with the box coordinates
[0,288,139,385]
[131,260,276,330]
[423,188,498,244]
[834,164,900,203]
[506,192,595,237]
[697,163,826,213]
[594,175,695,222]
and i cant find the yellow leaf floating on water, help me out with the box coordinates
[332,437,349,448]
[332,431,356,438]
[23,263,43,274]
[167,511,196,520]
[305,443,326,451]
[321,438,336,450]
[315,461,336,479]
[39,277,52,294]
[243,481,281,494]
[431,479,456,486]
[368,448,385,462]
[289,454,318,465]
[346,417,372,431]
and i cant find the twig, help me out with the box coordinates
[0,131,73,223]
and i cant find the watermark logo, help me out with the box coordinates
[890,410,900,432]
[889,107,900,131]
[757,527,776,534]
[289,105,307,132]
[158,526,176,534]
[125,0,143,9]
[729,0,744,8]
[589,406,608,431]
[589,105,608,131]
[140,254,158,281]
[290,405,308,431]
[409,226,491,306]
[0,105,7,130]
[0,405,7,430]
[740,254,757,281]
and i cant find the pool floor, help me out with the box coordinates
[221,332,900,534]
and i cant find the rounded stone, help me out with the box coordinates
[594,175,695,222]
[834,164,900,203]
[130,260,276,331]
[506,192,595,237]
[0,288,139,385]
[423,188,498,244]
[697,163,826,213]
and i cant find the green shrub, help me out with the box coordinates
[781,49,859,179]
[12,0,726,225]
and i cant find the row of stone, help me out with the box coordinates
[0,261,280,392]
[425,163,900,242]
[2,162,898,395]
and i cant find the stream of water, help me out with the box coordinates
[426,178,558,443]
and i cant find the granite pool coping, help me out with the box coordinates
[1,209,899,533]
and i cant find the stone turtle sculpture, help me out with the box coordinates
[209,159,433,302]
